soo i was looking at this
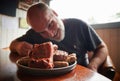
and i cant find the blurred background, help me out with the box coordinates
[0,0,120,73]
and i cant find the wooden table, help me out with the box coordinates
[113,72,120,81]
[0,49,111,81]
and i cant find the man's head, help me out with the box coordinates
[27,2,65,42]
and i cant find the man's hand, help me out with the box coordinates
[87,60,98,72]
[10,40,33,56]
[16,41,33,56]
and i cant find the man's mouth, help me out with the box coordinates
[53,29,59,39]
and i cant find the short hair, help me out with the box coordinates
[28,2,49,13]
[26,2,49,25]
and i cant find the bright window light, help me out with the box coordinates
[50,0,120,24]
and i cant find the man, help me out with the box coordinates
[10,2,108,72]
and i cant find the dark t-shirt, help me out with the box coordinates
[17,18,102,66]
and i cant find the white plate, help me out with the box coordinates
[16,57,77,76]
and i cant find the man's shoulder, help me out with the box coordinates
[63,18,85,23]
[63,18,89,29]
[25,28,39,36]
[26,28,35,33]
[63,18,88,27]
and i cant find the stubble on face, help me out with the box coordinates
[50,18,65,42]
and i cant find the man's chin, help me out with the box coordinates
[49,33,65,42]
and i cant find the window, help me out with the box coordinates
[50,0,120,24]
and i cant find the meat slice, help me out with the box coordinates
[28,42,58,69]
[29,42,54,59]
[28,58,53,69]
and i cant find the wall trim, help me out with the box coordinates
[91,22,120,29]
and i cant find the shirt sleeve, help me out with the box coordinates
[16,29,46,44]
[81,22,102,51]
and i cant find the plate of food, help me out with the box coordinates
[16,42,77,76]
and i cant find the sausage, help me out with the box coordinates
[54,61,69,68]
[53,52,77,68]
[66,53,77,63]
[53,50,68,61]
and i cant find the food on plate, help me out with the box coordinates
[53,53,77,68]
[53,51,77,63]
[28,42,57,69]
[53,50,68,61]
[29,42,58,59]
[54,61,69,68]
[27,41,77,69]
[66,53,77,63]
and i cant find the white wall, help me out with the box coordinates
[0,9,29,48]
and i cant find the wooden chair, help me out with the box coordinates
[87,51,115,80]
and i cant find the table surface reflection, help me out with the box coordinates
[0,48,111,81]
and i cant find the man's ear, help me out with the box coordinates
[26,17,30,25]
[52,9,58,16]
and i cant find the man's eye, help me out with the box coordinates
[48,21,53,29]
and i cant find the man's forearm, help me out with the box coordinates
[88,43,108,71]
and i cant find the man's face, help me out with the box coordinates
[31,10,65,42]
